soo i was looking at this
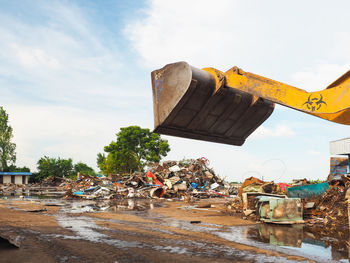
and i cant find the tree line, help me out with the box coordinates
[0,106,170,182]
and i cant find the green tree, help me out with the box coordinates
[97,126,170,174]
[97,153,118,174]
[0,106,16,171]
[8,165,30,173]
[74,162,95,176]
[36,156,74,181]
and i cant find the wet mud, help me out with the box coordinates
[0,198,349,262]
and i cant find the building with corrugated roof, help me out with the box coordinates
[0,172,31,184]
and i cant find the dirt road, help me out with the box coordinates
[0,198,344,262]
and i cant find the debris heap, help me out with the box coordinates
[229,175,350,229]
[63,158,233,200]
[305,178,349,229]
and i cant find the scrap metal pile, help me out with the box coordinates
[63,158,234,200]
[0,184,26,195]
[230,175,350,228]
[304,176,350,229]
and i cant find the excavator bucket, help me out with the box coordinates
[151,62,274,146]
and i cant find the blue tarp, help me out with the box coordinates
[286,182,330,198]
[73,186,99,195]
[84,186,98,192]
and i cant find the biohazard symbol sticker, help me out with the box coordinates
[302,94,327,111]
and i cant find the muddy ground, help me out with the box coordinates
[0,198,349,263]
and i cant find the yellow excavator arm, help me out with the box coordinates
[151,62,350,146]
[206,66,350,125]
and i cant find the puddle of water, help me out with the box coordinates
[0,194,63,201]
[10,197,346,262]
[159,217,219,232]
[56,199,162,214]
[215,224,350,263]
[62,200,105,213]
[56,215,108,241]
[11,199,304,262]
[54,199,167,249]
[153,245,188,254]
[55,212,143,249]
[107,199,163,212]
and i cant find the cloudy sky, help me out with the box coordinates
[1,0,350,182]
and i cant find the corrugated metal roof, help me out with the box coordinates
[330,137,350,155]
[330,137,350,143]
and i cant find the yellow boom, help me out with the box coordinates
[207,66,350,125]
[151,62,350,146]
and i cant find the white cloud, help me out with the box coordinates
[332,32,350,62]
[290,30,350,92]
[251,125,295,139]
[307,150,321,156]
[10,43,61,69]
[122,0,350,182]
[7,104,145,172]
[0,0,349,183]
[0,2,155,174]
[125,0,350,80]
[0,2,127,108]
[292,63,350,92]
[124,0,282,71]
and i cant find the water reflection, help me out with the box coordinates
[59,199,161,213]
[248,224,349,262]
[248,224,303,247]
[109,199,160,212]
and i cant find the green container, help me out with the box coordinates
[257,196,303,224]
[286,182,329,198]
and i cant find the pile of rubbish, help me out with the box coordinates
[229,175,350,228]
[305,176,350,229]
[40,176,73,187]
[63,174,114,199]
[63,158,235,200]
[0,183,27,196]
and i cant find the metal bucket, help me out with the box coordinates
[151,61,274,146]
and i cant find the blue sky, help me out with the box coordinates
[1,0,350,182]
